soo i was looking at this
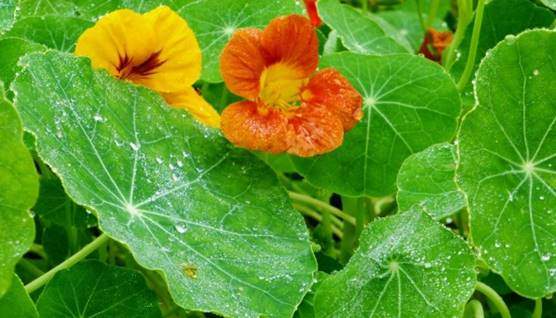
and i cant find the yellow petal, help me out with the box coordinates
[163,88,221,128]
[75,9,158,76]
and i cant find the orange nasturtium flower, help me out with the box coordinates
[304,0,322,27]
[219,15,362,157]
[75,6,220,127]
[419,28,453,63]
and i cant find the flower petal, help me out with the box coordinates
[220,28,267,100]
[302,68,363,131]
[304,0,322,27]
[75,9,157,76]
[163,88,220,128]
[261,15,318,78]
[139,6,202,92]
[221,101,291,153]
[287,105,344,157]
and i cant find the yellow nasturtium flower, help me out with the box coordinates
[75,6,220,127]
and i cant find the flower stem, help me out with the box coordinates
[532,299,543,318]
[464,300,484,318]
[25,234,109,294]
[426,0,440,27]
[443,0,473,70]
[288,191,356,226]
[475,282,511,318]
[293,203,343,238]
[456,0,485,91]
[415,0,426,32]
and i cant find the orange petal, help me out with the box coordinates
[302,68,363,131]
[261,15,318,78]
[162,87,220,128]
[287,105,344,157]
[304,0,322,27]
[221,101,291,153]
[220,29,268,100]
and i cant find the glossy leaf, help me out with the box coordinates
[13,51,316,317]
[457,29,556,298]
[314,209,477,317]
[294,52,460,196]
[179,0,302,83]
[317,0,408,55]
[36,261,161,317]
[540,0,556,10]
[0,91,38,296]
[397,143,465,220]
[0,37,45,90]
[0,274,38,318]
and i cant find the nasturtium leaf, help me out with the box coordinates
[0,37,45,90]
[17,0,80,18]
[294,52,461,196]
[0,90,38,296]
[179,0,302,83]
[13,51,316,317]
[314,209,477,317]
[4,16,92,52]
[457,29,556,298]
[397,143,465,220]
[36,261,161,317]
[0,0,16,33]
[0,274,38,318]
[450,0,554,103]
[317,0,408,55]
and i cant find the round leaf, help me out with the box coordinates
[457,29,556,298]
[314,208,477,317]
[397,143,465,220]
[0,92,38,296]
[293,52,461,196]
[36,261,161,317]
[13,51,316,317]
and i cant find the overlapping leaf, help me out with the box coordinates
[0,90,38,296]
[0,274,37,318]
[294,52,461,196]
[457,29,556,298]
[314,209,476,317]
[13,51,316,317]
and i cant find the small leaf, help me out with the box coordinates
[314,209,477,317]
[36,261,161,317]
[179,0,302,83]
[293,52,460,196]
[13,51,316,317]
[397,143,465,220]
[0,91,38,296]
[317,0,408,55]
[457,29,556,297]
[0,274,38,318]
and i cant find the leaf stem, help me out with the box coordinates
[443,1,472,70]
[24,234,109,294]
[288,191,356,226]
[456,0,485,91]
[293,203,343,238]
[532,299,542,318]
[415,0,426,32]
[464,300,484,318]
[426,0,440,27]
[475,282,511,318]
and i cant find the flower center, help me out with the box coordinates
[117,51,166,80]
[258,63,307,109]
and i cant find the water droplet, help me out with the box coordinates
[533,69,539,76]
[93,114,104,122]
[130,142,140,151]
[175,224,187,233]
[541,254,551,262]
[156,157,163,164]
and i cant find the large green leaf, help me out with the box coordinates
[13,51,316,317]
[0,274,38,318]
[36,261,161,317]
[457,29,556,298]
[317,0,407,55]
[450,0,554,103]
[0,90,38,296]
[397,143,465,220]
[314,209,477,317]
[4,16,92,52]
[178,0,302,83]
[293,52,460,196]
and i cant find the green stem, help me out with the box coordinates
[415,0,426,32]
[532,299,542,318]
[456,0,485,91]
[339,197,369,262]
[288,191,357,226]
[475,282,511,318]
[444,7,470,70]
[25,234,109,293]
[18,258,45,277]
[293,203,343,238]
[464,300,484,318]
[426,0,440,27]
[361,0,368,11]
